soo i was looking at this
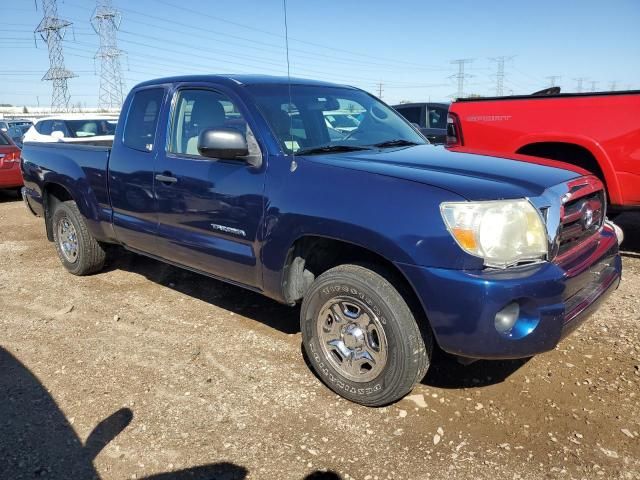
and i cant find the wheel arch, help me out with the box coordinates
[514,138,622,206]
[42,182,75,241]
[280,234,432,336]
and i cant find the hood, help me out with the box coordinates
[304,145,581,201]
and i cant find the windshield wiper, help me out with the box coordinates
[371,139,421,148]
[296,144,372,155]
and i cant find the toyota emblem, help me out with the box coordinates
[582,206,594,229]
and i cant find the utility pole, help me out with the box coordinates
[546,75,561,88]
[35,0,75,112]
[450,59,474,98]
[574,77,588,93]
[91,0,125,110]
[589,81,598,92]
[377,82,383,99]
[489,56,513,96]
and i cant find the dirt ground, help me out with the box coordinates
[1,191,639,480]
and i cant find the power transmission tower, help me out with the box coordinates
[377,82,383,99]
[609,81,618,91]
[589,81,598,92]
[450,59,474,98]
[91,0,125,110]
[546,75,561,88]
[573,77,588,93]
[489,56,513,96]
[35,0,75,112]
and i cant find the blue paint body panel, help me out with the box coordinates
[20,74,622,360]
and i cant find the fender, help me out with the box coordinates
[259,156,480,303]
[512,133,621,205]
[22,143,116,243]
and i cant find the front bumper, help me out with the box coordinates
[399,224,621,359]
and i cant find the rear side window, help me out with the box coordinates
[0,131,9,145]
[123,88,165,152]
[396,106,422,125]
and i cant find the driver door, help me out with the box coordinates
[153,86,266,288]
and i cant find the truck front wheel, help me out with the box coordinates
[301,264,431,406]
[51,200,106,276]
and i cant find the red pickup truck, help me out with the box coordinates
[446,90,640,213]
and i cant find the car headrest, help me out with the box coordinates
[190,100,226,132]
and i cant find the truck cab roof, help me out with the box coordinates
[133,74,355,90]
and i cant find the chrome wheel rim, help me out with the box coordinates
[316,296,388,383]
[57,217,79,263]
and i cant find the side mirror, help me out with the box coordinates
[197,128,248,160]
[411,122,421,129]
[51,130,65,140]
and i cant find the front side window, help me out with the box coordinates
[123,88,165,152]
[427,105,448,129]
[51,120,70,137]
[248,85,426,155]
[169,89,250,157]
[36,120,53,135]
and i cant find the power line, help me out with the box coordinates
[35,0,76,111]
[91,0,125,109]
[450,59,474,98]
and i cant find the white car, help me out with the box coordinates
[23,115,118,144]
[323,112,362,133]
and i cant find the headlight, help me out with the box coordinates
[440,199,548,268]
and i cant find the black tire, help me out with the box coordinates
[301,264,431,406]
[51,200,106,275]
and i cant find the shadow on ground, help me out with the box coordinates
[0,189,21,203]
[0,347,342,479]
[422,348,529,389]
[103,247,301,334]
[107,247,532,390]
[616,212,640,255]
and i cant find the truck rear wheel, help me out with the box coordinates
[51,200,106,276]
[301,264,431,406]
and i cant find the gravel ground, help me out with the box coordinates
[1,192,639,480]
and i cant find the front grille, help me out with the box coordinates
[557,183,605,256]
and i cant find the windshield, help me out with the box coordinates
[247,84,426,154]
[64,119,117,138]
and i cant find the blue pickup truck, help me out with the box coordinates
[21,75,622,406]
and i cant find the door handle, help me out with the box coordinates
[155,173,178,184]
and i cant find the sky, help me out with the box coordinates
[1,0,639,107]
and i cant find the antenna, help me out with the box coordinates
[91,0,126,110]
[282,0,295,166]
[35,0,76,112]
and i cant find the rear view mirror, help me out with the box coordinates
[51,130,65,140]
[198,128,248,160]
